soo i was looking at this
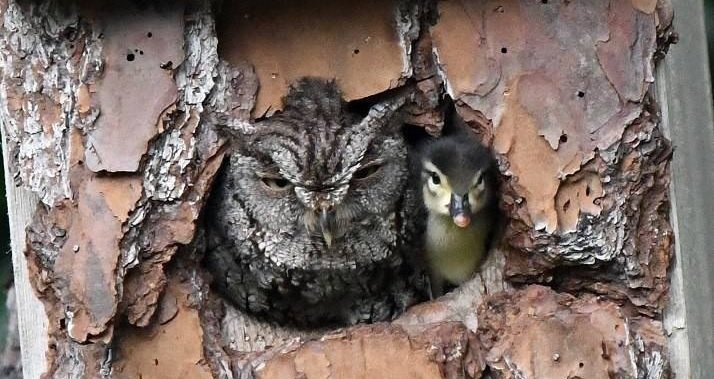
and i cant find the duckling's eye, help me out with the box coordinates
[430,172,441,185]
[475,174,484,186]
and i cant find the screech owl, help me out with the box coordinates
[204,78,427,327]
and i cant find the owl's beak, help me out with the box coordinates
[319,208,335,248]
[449,193,471,228]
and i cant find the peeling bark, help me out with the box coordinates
[431,0,673,316]
[0,0,676,378]
[477,286,667,379]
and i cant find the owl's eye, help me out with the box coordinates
[353,163,382,180]
[429,172,441,185]
[260,176,292,191]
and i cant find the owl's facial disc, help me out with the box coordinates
[243,88,407,254]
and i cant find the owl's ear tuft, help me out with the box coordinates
[216,122,258,154]
[346,84,412,120]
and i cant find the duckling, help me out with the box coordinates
[415,114,497,295]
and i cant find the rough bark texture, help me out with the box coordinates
[0,0,676,378]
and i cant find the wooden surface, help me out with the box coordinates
[1,129,47,377]
[0,0,708,377]
[659,1,714,378]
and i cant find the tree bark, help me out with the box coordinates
[0,0,677,378]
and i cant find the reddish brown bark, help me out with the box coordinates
[0,0,675,378]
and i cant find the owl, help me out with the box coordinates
[204,78,427,327]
